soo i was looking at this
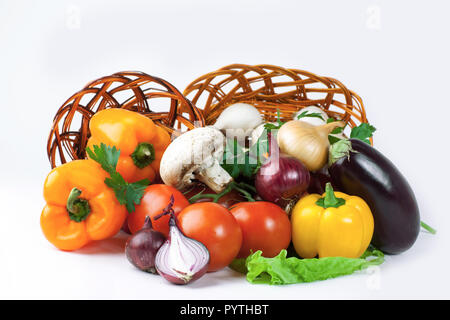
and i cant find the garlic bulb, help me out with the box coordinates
[277,120,345,172]
[293,106,329,126]
[213,103,263,142]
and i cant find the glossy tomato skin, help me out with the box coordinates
[230,202,291,258]
[128,184,190,237]
[177,203,242,272]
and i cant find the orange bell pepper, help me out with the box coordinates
[40,159,127,251]
[87,108,171,183]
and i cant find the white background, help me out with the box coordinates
[1,0,449,299]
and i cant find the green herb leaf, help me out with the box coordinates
[232,247,384,285]
[328,135,343,145]
[222,108,284,179]
[86,143,120,175]
[264,123,281,130]
[86,144,150,213]
[221,138,260,179]
[350,123,376,144]
[124,179,150,213]
[264,108,285,130]
[297,111,325,121]
[104,172,128,205]
[420,221,437,234]
[275,109,284,127]
[330,127,344,134]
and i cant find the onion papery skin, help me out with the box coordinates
[155,218,210,285]
[125,219,166,274]
[255,154,310,205]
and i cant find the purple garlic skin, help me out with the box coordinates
[125,217,166,274]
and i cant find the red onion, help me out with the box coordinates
[125,216,166,273]
[154,196,210,285]
[255,139,310,205]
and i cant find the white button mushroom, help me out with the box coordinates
[159,127,233,193]
[213,103,263,143]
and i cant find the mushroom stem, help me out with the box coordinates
[196,161,233,194]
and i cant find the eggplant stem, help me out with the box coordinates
[420,221,437,234]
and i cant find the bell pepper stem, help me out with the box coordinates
[66,187,91,222]
[131,142,155,169]
[316,183,346,208]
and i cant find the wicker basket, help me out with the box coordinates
[47,66,370,168]
[183,64,370,138]
[47,71,205,168]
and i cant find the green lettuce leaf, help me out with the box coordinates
[230,247,384,285]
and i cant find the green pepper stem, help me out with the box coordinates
[131,142,155,169]
[316,183,346,209]
[420,221,437,234]
[66,187,91,222]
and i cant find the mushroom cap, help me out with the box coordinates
[159,126,227,190]
[213,103,263,130]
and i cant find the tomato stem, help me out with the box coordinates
[188,182,256,204]
[232,183,256,202]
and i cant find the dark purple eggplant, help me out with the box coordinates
[328,139,420,255]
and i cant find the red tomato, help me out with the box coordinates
[230,202,291,258]
[128,184,190,237]
[177,203,242,272]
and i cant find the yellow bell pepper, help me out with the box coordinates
[291,183,374,259]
